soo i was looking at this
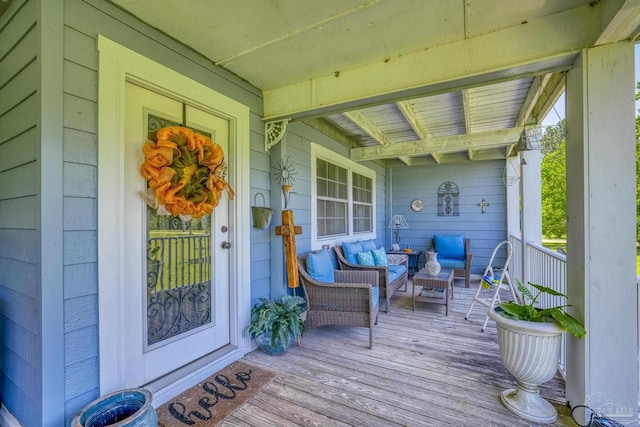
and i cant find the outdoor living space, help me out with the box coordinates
[226,279,571,427]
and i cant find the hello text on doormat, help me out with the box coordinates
[157,360,276,426]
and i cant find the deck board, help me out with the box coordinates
[223,279,573,426]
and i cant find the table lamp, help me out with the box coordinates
[388,214,409,246]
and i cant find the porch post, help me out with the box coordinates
[565,42,638,424]
[520,149,542,285]
[505,156,520,239]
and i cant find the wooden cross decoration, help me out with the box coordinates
[275,210,302,288]
[477,198,490,214]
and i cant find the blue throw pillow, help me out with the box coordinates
[434,234,465,259]
[306,250,335,283]
[360,239,377,252]
[371,247,388,266]
[342,241,363,264]
[357,251,375,266]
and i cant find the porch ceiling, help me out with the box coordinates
[109,0,640,166]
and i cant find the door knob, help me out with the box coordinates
[221,241,231,249]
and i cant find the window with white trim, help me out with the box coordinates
[312,144,375,244]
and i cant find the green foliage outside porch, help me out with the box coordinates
[540,84,640,273]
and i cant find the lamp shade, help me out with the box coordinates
[388,215,409,229]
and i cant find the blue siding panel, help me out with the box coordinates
[389,160,507,274]
[64,356,99,401]
[63,230,97,265]
[63,197,97,230]
[63,128,97,165]
[64,326,98,366]
[59,0,266,422]
[0,127,38,173]
[63,263,97,299]
[64,295,98,333]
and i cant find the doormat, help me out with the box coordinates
[157,360,276,426]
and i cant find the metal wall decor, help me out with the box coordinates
[437,181,459,216]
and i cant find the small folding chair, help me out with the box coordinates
[465,240,520,331]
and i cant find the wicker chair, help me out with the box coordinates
[334,246,408,313]
[297,253,380,349]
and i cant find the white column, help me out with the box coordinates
[520,149,542,285]
[565,42,638,425]
[505,156,521,239]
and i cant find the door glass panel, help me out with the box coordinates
[145,115,213,347]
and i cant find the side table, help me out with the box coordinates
[386,250,423,277]
[412,268,454,316]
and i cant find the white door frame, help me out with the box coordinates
[97,36,251,403]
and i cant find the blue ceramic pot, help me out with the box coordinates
[255,331,294,355]
[71,388,157,427]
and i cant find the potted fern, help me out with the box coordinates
[247,295,305,355]
[487,280,586,424]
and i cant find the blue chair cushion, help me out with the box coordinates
[306,250,335,283]
[434,234,465,259]
[371,247,388,266]
[342,241,363,264]
[387,264,407,282]
[357,251,375,266]
[360,239,377,252]
[372,287,379,308]
[439,258,466,269]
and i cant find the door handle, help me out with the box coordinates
[221,241,231,249]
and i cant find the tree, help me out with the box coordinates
[541,139,567,238]
[541,119,565,155]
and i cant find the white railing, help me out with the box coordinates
[507,235,567,377]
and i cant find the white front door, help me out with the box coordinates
[123,82,231,385]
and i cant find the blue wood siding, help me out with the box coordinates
[60,0,266,424]
[283,121,387,252]
[388,160,508,274]
[0,0,41,425]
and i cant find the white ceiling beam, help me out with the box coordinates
[343,111,391,145]
[264,4,601,120]
[351,127,523,161]
[431,152,441,164]
[461,90,471,133]
[385,150,506,168]
[596,0,640,45]
[531,72,565,124]
[515,74,551,126]
[398,156,412,166]
[396,100,426,139]
[467,149,475,161]
[300,117,359,148]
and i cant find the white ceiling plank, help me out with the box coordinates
[396,100,426,139]
[351,127,523,161]
[264,4,599,120]
[344,111,392,145]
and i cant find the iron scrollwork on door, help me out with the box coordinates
[146,233,212,345]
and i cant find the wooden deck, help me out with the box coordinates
[223,279,574,426]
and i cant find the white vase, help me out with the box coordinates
[488,307,564,424]
[425,251,441,276]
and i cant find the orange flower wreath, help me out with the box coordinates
[140,126,234,218]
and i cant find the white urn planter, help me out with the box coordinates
[488,307,563,424]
